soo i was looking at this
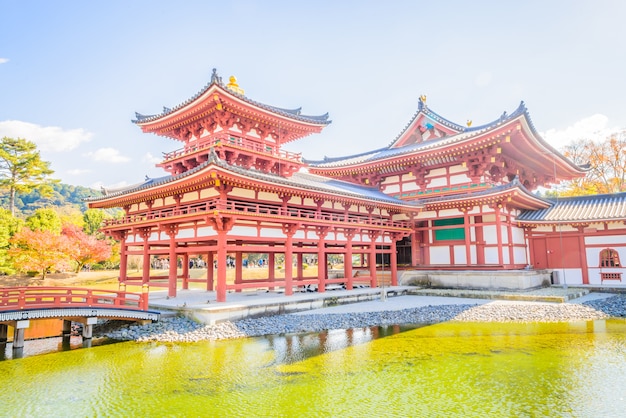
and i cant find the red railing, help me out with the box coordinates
[0,287,149,312]
[103,198,409,230]
[162,134,302,163]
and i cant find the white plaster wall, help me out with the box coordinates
[586,235,626,245]
[513,247,528,264]
[260,228,286,238]
[230,225,258,237]
[439,208,461,217]
[449,165,468,174]
[450,174,470,185]
[607,223,626,231]
[258,191,281,203]
[232,188,255,199]
[200,188,220,199]
[429,246,450,264]
[181,192,197,203]
[428,168,447,177]
[559,269,583,285]
[484,247,499,264]
[454,245,466,264]
[196,227,217,237]
[416,210,437,219]
[402,182,419,192]
[383,175,399,184]
[384,184,400,193]
[501,249,510,265]
[293,230,306,240]
[428,177,448,187]
[483,225,498,244]
[512,227,525,244]
[177,229,195,239]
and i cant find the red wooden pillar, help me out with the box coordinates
[268,247,275,290]
[578,226,589,284]
[139,228,151,284]
[368,231,380,288]
[316,227,330,293]
[494,204,504,265]
[216,231,227,302]
[163,224,179,298]
[283,224,298,296]
[112,230,129,284]
[506,212,515,266]
[390,234,399,286]
[462,208,471,265]
[235,250,243,293]
[182,253,189,290]
[206,251,214,291]
[344,229,356,290]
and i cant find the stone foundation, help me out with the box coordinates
[400,270,552,291]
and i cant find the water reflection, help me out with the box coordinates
[0,320,625,417]
[266,324,422,365]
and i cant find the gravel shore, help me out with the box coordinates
[98,294,626,343]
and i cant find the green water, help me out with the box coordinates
[2,320,626,417]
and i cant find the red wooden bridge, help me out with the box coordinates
[0,286,159,351]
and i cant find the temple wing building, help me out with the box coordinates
[88,71,626,301]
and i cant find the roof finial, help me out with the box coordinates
[226,75,245,95]
[211,68,223,84]
[418,94,427,110]
[466,119,472,127]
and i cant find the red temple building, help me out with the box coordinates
[87,69,626,301]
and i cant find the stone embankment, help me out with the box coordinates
[97,295,626,344]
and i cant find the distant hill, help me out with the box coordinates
[1,183,104,217]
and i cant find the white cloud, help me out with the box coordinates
[67,168,92,176]
[541,114,617,150]
[474,71,492,87]
[0,58,8,64]
[0,120,92,152]
[142,152,162,165]
[84,147,131,163]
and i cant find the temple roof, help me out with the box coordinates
[86,149,420,210]
[416,176,552,211]
[132,68,331,127]
[306,101,547,168]
[517,192,626,224]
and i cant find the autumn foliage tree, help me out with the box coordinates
[62,224,112,272]
[562,130,626,195]
[8,228,71,279]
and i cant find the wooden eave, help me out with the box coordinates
[88,163,420,214]
[422,185,551,212]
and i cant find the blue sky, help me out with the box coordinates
[1,1,625,189]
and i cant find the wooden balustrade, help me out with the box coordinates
[0,287,149,312]
[103,198,408,229]
[161,134,302,163]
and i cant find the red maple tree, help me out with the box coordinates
[9,228,71,279]
[61,224,112,273]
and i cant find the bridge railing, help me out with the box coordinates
[0,287,149,312]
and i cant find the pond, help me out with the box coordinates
[1,319,625,417]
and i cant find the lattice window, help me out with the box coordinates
[600,248,621,267]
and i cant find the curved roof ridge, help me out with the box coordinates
[305,147,388,165]
[132,68,330,126]
[386,101,528,148]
